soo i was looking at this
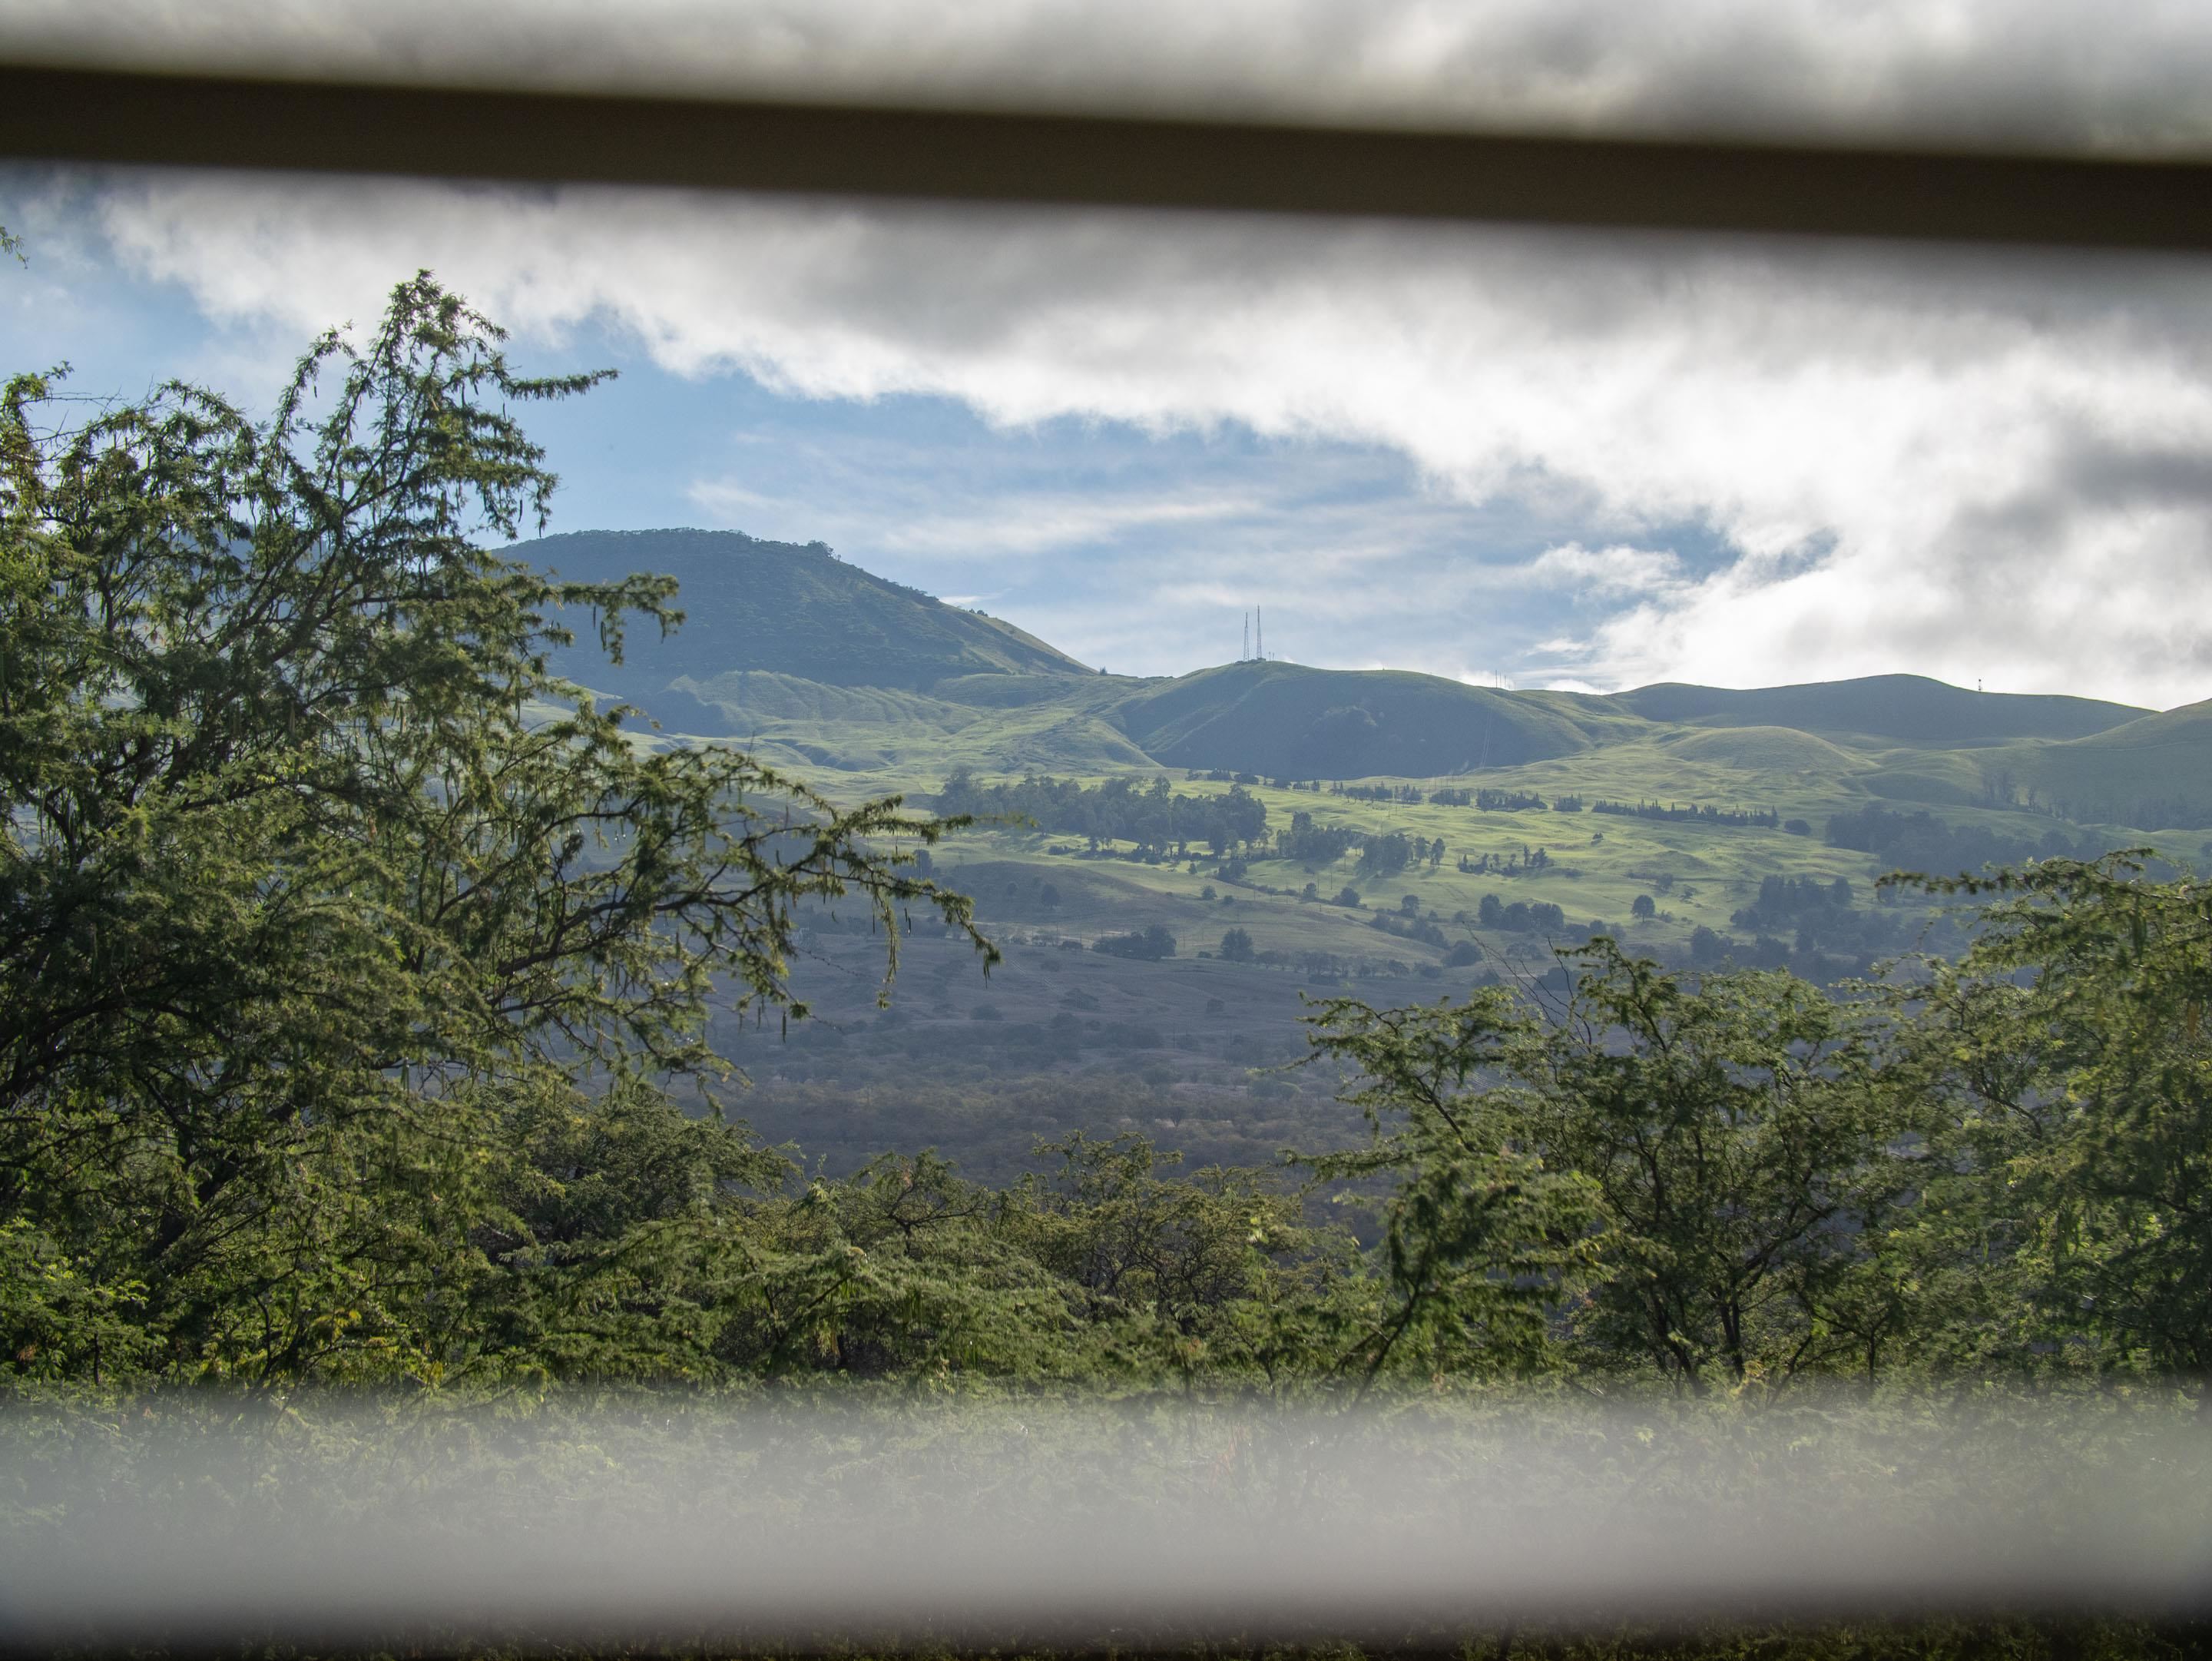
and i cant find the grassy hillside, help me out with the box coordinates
[1985,699,2212,828]
[1111,661,1639,778]
[1619,674,2145,744]
[526,528,1094,704]
[522,529,2211,902]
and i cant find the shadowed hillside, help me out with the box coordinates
[1109,661,1642,778]
[528,529,1094,705]
[1985,699,2212,828]
[1620,675,2144,744]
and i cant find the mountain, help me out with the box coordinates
[526,529,1094,708]
[1618,675,2145,744]
[1110,661,1637,778]
[516,529,2207,829]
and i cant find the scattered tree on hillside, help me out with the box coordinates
[1094,925,1177,961]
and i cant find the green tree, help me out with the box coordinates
[1300,988,1601,1392]
[1303,941,1916,1394]
[1220,926,1255,962]
[1886,855,2212,1381]
[1013,1131,1337,1388]
[1521,943,1916,1389]
[0,276,985,1384]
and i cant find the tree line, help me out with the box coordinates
[938,769,1271,857]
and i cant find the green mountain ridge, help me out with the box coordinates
[1618,675,2144,744]
[1109,660,1636,777]
[522,529,2206,830]
[535,528,1096,699]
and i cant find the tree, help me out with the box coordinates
[1520,943,1915,1388]
[1299,990,1600,1390]
[1094,925,1177,961]
[1303,941,1916,1393]
[1885,855,2212,1379]
[1632,893,1658,920]
[1220,927,1256,963]
[0,276,985,1384]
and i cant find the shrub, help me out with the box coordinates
[1094,925,1177,961]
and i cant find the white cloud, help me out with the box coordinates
[1523,542,1687,599]
[690,476,1263,559]
[51,164,2212,709]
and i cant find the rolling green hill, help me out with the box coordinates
[1983,699,2212,828]
[1618,675,2145,744]
[522,529,2207,844]
[1108,661,1641,778]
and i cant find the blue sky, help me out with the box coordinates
[7,155,2212,709]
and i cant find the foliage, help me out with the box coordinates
[1304,942,1916,1391]
[938,768,1267,856]
[1093,924,1177,960]
[1277,807,1358,865]
[1593,800,1779,827]
[1826,803,2108,877]
[1886,854,2212,1377]
[0,277,984,1385]
[1525,945,1916,1386]
[1481,893,1568,934]
[1299,987,1601,1391]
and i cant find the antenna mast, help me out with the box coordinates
[1243,612,1250,661]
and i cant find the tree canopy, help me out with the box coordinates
[0,277,985,1384]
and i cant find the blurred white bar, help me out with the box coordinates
[2,1395,2206,1650]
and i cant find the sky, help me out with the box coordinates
[7,2,2212,708]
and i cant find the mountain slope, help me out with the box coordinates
[1109,661,1642,778]
[526,528,1094,701]
[1618,675,2145,744]
[1987,699,2212,827]
[512,529,2209,827]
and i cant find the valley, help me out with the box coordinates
[530,528,2210,1175]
